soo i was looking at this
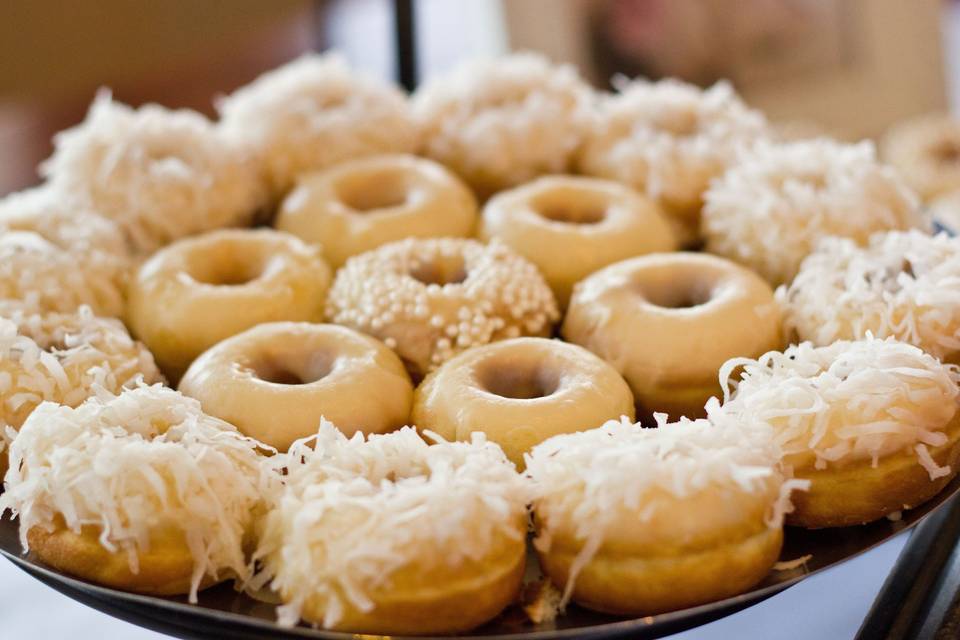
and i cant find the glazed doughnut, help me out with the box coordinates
[276,154,477,268]
[180,322,413,451]
[562,252,782,419]
[218,54,417,198]
[882,114,960,201]
[0,230,126,317]
[0,385,268,600]
[779,230,960,363]
[702,139,925,286]
[579,79,768,246]
[253,422,529,634]
[526,414,801,615]
[413,53,593,198]
[41,94,265,254]
[480,176,676,307]
[0,185,130,257]
[127,229,332,380]
[413,337,635,468]
[713,337,960,528]
[326,237,558,378]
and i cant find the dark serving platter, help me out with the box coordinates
[3,474,958,640]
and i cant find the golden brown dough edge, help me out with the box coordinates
[788,414,960,528]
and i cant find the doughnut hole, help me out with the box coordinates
[336,166,412,212]
[184,248,268,287]
[409,254,468,286]
[476,357,562,400]
[653,107,699,137]
[247,346,336,386]
[529,187,608,225]
[635,272,716,310]
[933,141,960,164]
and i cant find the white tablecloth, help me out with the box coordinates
[0,532,906,639]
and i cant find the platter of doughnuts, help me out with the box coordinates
[3,50,960,639]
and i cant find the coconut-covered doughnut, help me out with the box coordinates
[779,231,960,363]
[579,79,768,245]
[413,337,635,468]
[0,306,162,482]
[0,231,127,318]
[41,94,264,254]
[0,385,268,599]
[253,422,529,634]
[480,176,676,307]
[527,414,800,615]
[180,322,412,451]
[127,229,331,380]
[0,185,130,257]
[413,53,593,198]
[702,139,925,286]
[218,54,418,198]
[713,338,960,528]
[326,237,558,378]
[563,252,781,419]
[0,306,162,427]
[276,154,477,268]
[882,114,960,201]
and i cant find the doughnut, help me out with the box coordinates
[702,139,925,286]
[882,114,960,201]
[579,79,768,246]
[0,230,126,318]
[413,337,635,469]
[562,252,782,419]
[526,414,801,615]
[0,185,130,257]
[41,94,265,254]
[712,337,960,528]
[253,422,529,633]
[127,229,332,380]
[480,176,676,307]
[326,237,559,378]
[0,306,163,480]
[217,54,417,198]
[413,53,593,198]
[276,154,477,268]
[0,385,268,600]
[180,322,413,451]
[779,231,960,363]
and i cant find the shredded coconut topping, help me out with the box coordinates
[413,52,594,197]
[325,237,559,376]
[579,78,768,212]
[0,231,126,317]
[773,555,812,571]
[0,185,130,257]
[252,421,530,628]
[713,337,960,476]
[703,139,926,285]
[41,92,265,254]
[218,53,417,197]
[779,231,960,361]
[525,414,798,607]
[0,306,162,432]
[0,385,270,602]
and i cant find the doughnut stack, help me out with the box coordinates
[0,49,956,635]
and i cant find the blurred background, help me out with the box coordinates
[0,0,954,195]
